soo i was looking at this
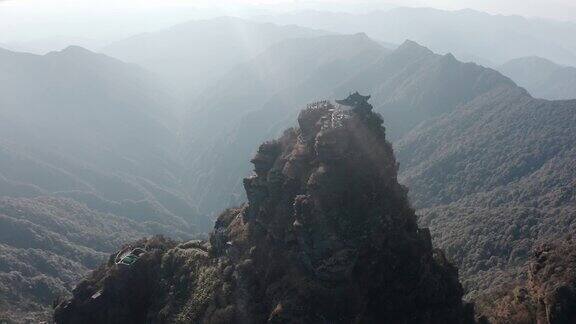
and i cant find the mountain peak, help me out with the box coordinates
[55,97,474,323]
[45,45,98,60]
[441,52,458,63]
[396,39,434,56]
[57,45,93,55]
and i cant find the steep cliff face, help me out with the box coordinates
[54,97,473,323]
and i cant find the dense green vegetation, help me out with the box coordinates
[477,238,576,323]
[0,196,156,321]
[397,86,576,298]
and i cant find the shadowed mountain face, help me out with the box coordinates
[255,7,576,66]
[103,17,329,102]
[54,99,474,324]
[499,56,576,100]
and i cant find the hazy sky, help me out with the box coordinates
[1,0,573,17]
[1,0,576,52]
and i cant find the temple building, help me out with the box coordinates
[336,92,373,115]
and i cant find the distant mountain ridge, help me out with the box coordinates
[103,17,330,102]
[0,46,205,321]
[333,40,516,138]
[0,45,205,232]
[182,37,516,215]
[499,56,576,100]
[254,7,576,66]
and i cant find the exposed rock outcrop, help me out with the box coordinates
[54,97,473,323]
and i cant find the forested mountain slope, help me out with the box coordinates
[396,84,576,297]
[0,46,206,322]
[480,237,576,323]
[0,197,155,322]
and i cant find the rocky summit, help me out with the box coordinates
[54,95,474,324]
